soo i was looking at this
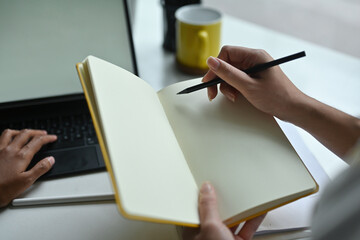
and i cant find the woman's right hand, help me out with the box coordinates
[203,46,360,158]
[202,46,307,122]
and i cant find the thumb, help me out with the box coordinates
[25,156,55,184]
[198,182,221,225]
[207,56,251,94]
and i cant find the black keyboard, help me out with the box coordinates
[0,96,105,178]
[1,112,98,151]
[0,96,99,150]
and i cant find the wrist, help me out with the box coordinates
[276,91,313,125]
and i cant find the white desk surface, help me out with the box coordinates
[1,0,359,239]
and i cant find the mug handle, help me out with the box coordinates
[197,30,209,67]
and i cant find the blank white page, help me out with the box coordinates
[158,79,317,222]
[86,56,199,225]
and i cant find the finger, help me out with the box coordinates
[202,66,218,83]
[237,214,266,240]
[206,56,253,96]
[10,129,48,149]
[24,156,55,185]
[19,134,57,161]
[201,46,233,83]
[216,45,258,69]
[218,46,273,70]
[219,82,239,103]
[0,129,20,148]
[202,45,245,101]
[198,182,222,225]
[202,68,218,101]
[203,46,270,100]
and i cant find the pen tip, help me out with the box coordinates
[177,90,187,95]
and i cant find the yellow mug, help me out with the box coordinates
[175,5,222,74]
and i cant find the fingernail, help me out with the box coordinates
[208,93,214,102]
[207,89,215,102]
[207,57,220,70]
[201,182,213,193]
[227,93,236,103]
[47,156,55,166]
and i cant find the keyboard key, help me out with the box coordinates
[86,137,97,145]
[75,132,83,139]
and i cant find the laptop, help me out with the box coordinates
[0,0,138,179]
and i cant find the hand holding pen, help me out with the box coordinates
[183,46,307,122]
[178,50,305,95]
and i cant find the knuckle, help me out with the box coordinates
[3,128,12,135]
[4,145,14,154]
[221,45,231,52]
[20,129,31,136]
[36,135,44,142]
[255,48,265,54]
[254,48,265,55]
[218,45,231,57]
[199,194,216,206]
[1,129,15,138]
[31,135,45,146]
[16,150,28,159]
[24,175,36,186]
[255,49,272,60]
[21,128,30,133]
[38,160,50,171]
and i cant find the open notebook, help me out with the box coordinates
[76,56,318,227]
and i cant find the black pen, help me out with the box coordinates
[177,51,306,95]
